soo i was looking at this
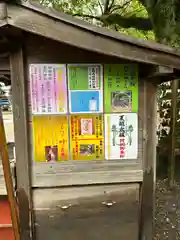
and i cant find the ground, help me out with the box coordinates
[154,179,180,240]
[1,111,180,239]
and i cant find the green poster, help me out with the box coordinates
[104,64,138,113]
[68,64,102,90]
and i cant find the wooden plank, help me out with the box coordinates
[10,47,33,240]
[7,4,180,70]
[33,183,140,208]
[15,1,180,58]
[33,184,140,240]
[139,80,157,240]
[32,169,143,188]
[169,80,178,187]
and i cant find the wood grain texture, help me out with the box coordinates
[32,168,143,187]
[33,184,140,240]
[139,80,157,240]
[7,4,180,70]
[10,47,33,240]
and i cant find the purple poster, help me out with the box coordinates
[29,64,67,114]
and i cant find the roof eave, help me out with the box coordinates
[3,3,180,70]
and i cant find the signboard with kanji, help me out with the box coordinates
[29,64,138,162]
[104,64,138,113]
[68,64,103,113]
[104,113,138,159]
[70,114,104,160]
[32,115,69,162]
[29,64,67,114]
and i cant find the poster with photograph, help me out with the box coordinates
[71,139,104,160]
[105,113,138,160]
[32,115,69,162]
[68,64,103,113]
[70,114,103,140]
[104,64,138,113]
[70,114,104,160]
[29,64,67,114]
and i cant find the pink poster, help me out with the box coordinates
[29,64,67,114]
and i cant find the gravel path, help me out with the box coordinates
[154,179,180,239]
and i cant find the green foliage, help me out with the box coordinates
[38,0,155,40]
[38,0,180,46]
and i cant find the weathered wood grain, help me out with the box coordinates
[10,47,33,240]
[33,183,140,240]
[139,80,157,240]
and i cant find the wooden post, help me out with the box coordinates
[0,108,20,240]
[10,46,33,240]
[139,80,157,240]
[169,79,178,187]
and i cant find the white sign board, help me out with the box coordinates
[105,113,138,160]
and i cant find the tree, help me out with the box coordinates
[39,0,155,39]
[39,0,180,45]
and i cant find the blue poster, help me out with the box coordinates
[70,91,101,113]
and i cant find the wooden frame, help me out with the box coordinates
[10,46,33,240]
[0,1,178,239]
[139,80,157,239]
[21,34,145,187]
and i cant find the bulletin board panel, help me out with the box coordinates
[27,62,144,187]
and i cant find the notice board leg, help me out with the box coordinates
[139,81,157,240]
[10,45,33,240]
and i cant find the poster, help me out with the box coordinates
[71,139,104,160]
[105,113,138,160]
[32,115,69,162]
[70,114,104,160]
[29,64,67,114]
[68,64,103,113]
[104,64,138,113]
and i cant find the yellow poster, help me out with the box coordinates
[70,114,103,140]
[70,114,104,160]
[32,115,69,162]
[71,139,104,160]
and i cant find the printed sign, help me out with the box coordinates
[29,64,67,114]
[71,139,104,160]
[68,64,103,113]
[105,113,138,159]
[70,114,104,160]
[32,115,69,162]
[104,64,138,113]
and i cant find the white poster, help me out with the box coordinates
[105,113,138,160]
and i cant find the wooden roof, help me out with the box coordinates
[1,0,180,69]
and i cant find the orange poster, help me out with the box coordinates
[70,114,104,160]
